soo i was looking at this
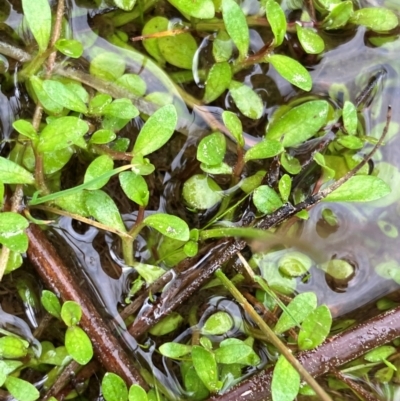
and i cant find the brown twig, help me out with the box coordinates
[26,224,148,389]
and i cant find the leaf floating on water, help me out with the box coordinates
[350,7,398,32]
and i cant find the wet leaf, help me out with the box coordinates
[268,54,312,91]
[337,135,363,150]
[5,376,39,401]
[296,25,325,54]
[102,372,128,401]
[119,172,149,207]
[197,132,226,165]
[37,117,89,153]
[159,32,198,70]
[0,336,28,358]
[274,292,317,334]
[116,74,147,97]
[0,213,29,252]
[0,157,34,184]
[143,213,190,241]
[55,39,84,58]
[253,185,283,214]
[217,339,260,365]
[278,174,291,203]
[142,17,168,65]
[200,162,232,174]
[40,345,70,366]
[13,120,38,141]
[103,99,139,119]
[323,175,391,202]
[278,251,312,277]
[229,81,263,119]
[265,0,287,46]
[204,62,232,104]
[133,104,177,156]
[342,100,357,135]
[61,301,82,327]
[65,326,93,365]
[30,76,63,114]
[134,263,164,284]
[266,100,329,147]
[84,190,127,233]
[213,30,233,63]
[41,290,61,320]
[22,0,51,53]
[129,384,148,401]
[159,342,192,359]
[114,0,137,11]
[167,0,215,19]
[149,312,183,335]
[4,251,23,275]
[89,94,113,116]
[298,305,332,350]
[271,355,300,401]
[202,312,233,335]
[192,345,220,393]
[84,155,114,190]
[364,346,396,362]
[222,0,249,59]
[90,52,126,81]
[350,8,398,32]
[222,111,244,146]
[90,129,116,145]
[322,1,353,30]
[244,140,283,162]
[182,362,210,401]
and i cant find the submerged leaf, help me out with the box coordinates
[197,132,226,166]
[182,174,223,210]
[253,185,283,214]
[204,62,232,103]
[350,7,398,32]
[271,355,300,401]
[229,81,263,120]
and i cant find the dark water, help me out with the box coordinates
[1,1,400,399]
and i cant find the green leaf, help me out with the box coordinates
[182,174,222,210]
[321,259,354,279]
[103,99,139,119]
[61,301,82,327]
[281,153,301,174]
[213,30,233,63]
[30,76,63,114]
[244,139,283,162]
[41,290,61,319]
[296,25,325,54]
[0,336,28,358]
[4,251,23,275]
[200,162,232,174]
[13,120,38,141]
[149,312,183,336]
[55,39,84,58]
[89,94,113,115]
[159,32,198,70]
[222,0,249,59]
[0,360,23,383]
[129,384,148,401]
[102,372,128,401]
[322,1,353,30]
[274,292,317,334]
[253,185,283,214]
[167,0,215,19]
[271,355,300,401]
[267,55,312,91]
[342,100,357,135]
[216,339,260,365]
[142,17,168,65]
[84,155,114,190]
[159,342,192,359]
[192,345,220,393]
[266,100,329,147]
[324,175,391,202]
[222,111,244,147]
[265,0,287,46]
[298,305,332,350]
[134,263,164,284]
[90,52,126,81]
[204,62,232,104]
[65,326,93,365]
[229,81,263,120]
[5,376,39,401]
[114,0,137,11]
[115,74,147,97]
[22,0,51,53]
[278,251,312,277]
[84,190,127,233]
[90,129,116,145]
[0,213,29,252]
[133,104,177,156]
[350,7,398,32]
[337,135,363,150]
[0,157,34,184]
[143,213,190,241]
[42,80,88,113]
[37,117,89,153]
[182,363,210,400]
[40,345,71,366]
[202,312,233,335]
[119,172,149,206]
[278,174,291,203]
[197,132,226,166]
[364,346,396,362]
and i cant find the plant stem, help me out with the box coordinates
[214,269,332,401]
[122,207,146,266]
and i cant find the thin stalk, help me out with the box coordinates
[122,206,146,266]
[214,269,332,401]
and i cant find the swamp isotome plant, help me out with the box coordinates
[0,0,399,400]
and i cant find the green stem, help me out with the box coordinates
[214,269,333,401]
[122,208,146,266]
